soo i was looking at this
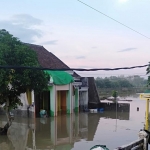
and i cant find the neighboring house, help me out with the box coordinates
[13,43,88,117]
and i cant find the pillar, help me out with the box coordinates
[67,83,72,114]
[145,99,149,130]
[85,91,88,109]
[50,86,57,116]
[57,91,61,112]
[75,88,79,112]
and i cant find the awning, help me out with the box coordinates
[45,71,74,85]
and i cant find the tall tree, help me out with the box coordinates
[0,29,49,132]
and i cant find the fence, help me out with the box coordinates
[114,130,149,150]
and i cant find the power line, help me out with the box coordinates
[0,64,148,71]
[77,0,150,39]
[78,73,147,76]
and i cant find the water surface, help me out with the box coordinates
[0,93,148,150]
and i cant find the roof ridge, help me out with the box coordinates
[23,42,43,47]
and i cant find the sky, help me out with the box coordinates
[0,0,150,78]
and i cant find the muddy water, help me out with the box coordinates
[0,93,148,150]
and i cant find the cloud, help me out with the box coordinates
[118,48,137,52]
[91,46,97,49]
[0,14,43,43]
[41,40,58,45]
[76,56,86,59]
[12,14,42,27]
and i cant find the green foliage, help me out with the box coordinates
[0,29,49,110]
[95,76,134,88]
[112,90,118,99]
[146,62,150,87]
[126,75,147,87]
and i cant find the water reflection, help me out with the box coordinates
[0,136,14,150]
[0,110,130,150]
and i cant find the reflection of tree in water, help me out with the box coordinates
[7,123,29,150]
[0,135,14,150]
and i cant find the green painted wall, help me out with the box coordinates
[49,86,55,116]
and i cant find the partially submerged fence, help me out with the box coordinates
[114,138,148,150]
[114,130,149,150]
[90,130,149,150]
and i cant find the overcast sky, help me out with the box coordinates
[0,0,150,78]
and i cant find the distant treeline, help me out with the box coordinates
[95,75,147,88]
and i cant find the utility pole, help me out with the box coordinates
[140,93,150,130]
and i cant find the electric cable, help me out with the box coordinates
[0,64,148,71]
[77,0,150,39]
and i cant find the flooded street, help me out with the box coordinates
[0,93,148,150]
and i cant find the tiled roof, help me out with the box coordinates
[25,43,80,77]
[26,43,69,69]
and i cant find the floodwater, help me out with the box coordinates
[0,93,149,150]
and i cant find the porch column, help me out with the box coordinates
[75,88,79,112]
[85,91,88,109]
[31,90,35,118]
[67,83,72,114]
[50,86,57,116]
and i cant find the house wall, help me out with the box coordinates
[10,91,35,118]
[56,85,69,91]
[79,91,88,111]
[49,83,75,117]
[7,83,79,118]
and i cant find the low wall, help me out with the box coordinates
[88,102,130,112]
[100,103,130,112]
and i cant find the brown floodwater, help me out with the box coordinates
[0,93,149,150]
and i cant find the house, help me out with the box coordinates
[12,43,88,117]
[0,43,100,118]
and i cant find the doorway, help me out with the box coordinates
[57,91,67,114]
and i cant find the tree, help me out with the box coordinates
[147,62,150,87]
[112,90,118,103]
[0,29,49,133]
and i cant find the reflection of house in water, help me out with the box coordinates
[0,109,130,150]
[26,114,80,150]
[79,113,88,139]
[87,113,101,141]
[100,111,130,120]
